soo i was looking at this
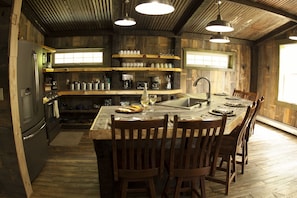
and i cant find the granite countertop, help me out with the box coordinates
[89,95,251,140]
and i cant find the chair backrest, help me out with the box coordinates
[111,114,168,181]
[233,89,244,98]
[231,102,257,150]
[168,115,227,178]
[243,91,258,101]
[246,96,264,139]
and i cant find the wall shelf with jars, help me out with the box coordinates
[43,64,181,128]
[43,67,182,96]
[112,53,180,68]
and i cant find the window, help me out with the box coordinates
[278,43,297,105]
[184,49,235,69]
[53,48,103,66]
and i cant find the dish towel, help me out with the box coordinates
[53,100,60,118]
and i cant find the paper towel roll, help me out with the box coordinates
[53,100,60,118]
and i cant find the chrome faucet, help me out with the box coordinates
[193,77,211,104]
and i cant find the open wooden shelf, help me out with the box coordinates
[58,89,182,96]
[43,67,182,73]
[112,54,181,60]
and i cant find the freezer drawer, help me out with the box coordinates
[23,119,48,182]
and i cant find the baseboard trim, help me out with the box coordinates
[257,115,297,136]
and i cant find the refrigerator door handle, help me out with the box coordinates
[33,51,40,113]
[23,122,46,141]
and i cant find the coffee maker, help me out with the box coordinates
[122,74,133,89]
[151,76,161,90]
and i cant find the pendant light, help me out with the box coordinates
[135,0,174,15]
[209,32,230,43]
[206,0,233,32]
[289,28,297,40]
[114,0,136,26]
[289,35,297,40]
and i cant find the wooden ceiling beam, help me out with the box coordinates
[227,0,297,23]
[173,0,210,35]
[255,21,297,45]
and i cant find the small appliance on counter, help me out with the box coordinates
[151,76,161,90]
[122,74,133,89]
[136,81,148,90]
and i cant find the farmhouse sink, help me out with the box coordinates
[156,97,208,110]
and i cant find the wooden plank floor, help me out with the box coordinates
[3,122,297,197]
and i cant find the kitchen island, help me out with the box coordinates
[89,95,251,197]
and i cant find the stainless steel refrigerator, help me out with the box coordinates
[17,40,48,182]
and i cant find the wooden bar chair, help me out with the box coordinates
[163,114,227,198]
[238,96,265,173]
[232,89,244,98]
[242,91,258,101]
[111,114,168,198]
[206,102,256,195]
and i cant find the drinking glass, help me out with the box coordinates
[149,94,157,105]
[149,95,157,111]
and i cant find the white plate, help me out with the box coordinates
[224,103,246,108]
[208,110,236,117]
[214,93,228,96]
[225,97,240,100]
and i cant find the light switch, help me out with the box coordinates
[0,88,3,101]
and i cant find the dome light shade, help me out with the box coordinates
[289,28,297,40]
[135,0,174,15]
[209,33,230,43]
[206,15,234,32]
[114,16,136,26]
[289,35,297,40]
[114,0,136,27]
[205,0,234,33]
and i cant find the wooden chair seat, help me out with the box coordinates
[111,114,168,198]
[163,115,227,198]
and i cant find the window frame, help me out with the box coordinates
[183,48,236,71]
[277,40,297,109]
[53,48,104,67]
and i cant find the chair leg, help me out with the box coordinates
[162,178,170,198]
[225,157,231,195]
[121,180,128,198]
[148,178,156,198]
[232,154,237,182]
[199,177,206,198]
[174,178,183,198]
[241,145,245,174]
[245,140,249,164]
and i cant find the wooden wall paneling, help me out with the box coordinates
[180,37,250,96]
[256,36,297,128]
[19,13,44,45]
[251,45,258,92]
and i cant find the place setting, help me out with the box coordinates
[224,102,247,108]
[225,96,241,100]
[208,107,236,117]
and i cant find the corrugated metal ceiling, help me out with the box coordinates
[21,0,297,42]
